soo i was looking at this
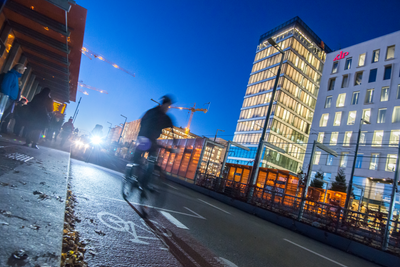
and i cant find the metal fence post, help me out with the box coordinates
[382,144,400,250]
[298,141,317,220]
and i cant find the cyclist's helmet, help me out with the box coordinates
[161,94,176,105]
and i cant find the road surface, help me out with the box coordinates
[69,159,380,267]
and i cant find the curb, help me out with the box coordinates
[166,175,400,267]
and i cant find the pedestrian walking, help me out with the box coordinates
[60,118,74,147]
[24,87,53,149]
[0,64,26,129]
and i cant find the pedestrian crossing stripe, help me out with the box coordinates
[4,153,34,162]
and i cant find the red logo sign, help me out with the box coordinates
[333,51,349,61]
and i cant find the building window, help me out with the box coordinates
[340,152,349,167]
[328,78,336,91]
[341,75,349,88]
[393,106,400,123]
[370,153,379,170]
[325,96,332,108]
[355,154,363,169]
[372,130,384,147]
[330,132,338,146]
[377,108,386,123]
[372,49,380,63]
[389,130,400,147]
[317,132,324,143]
[397,85,400,99]
[358,53,366,66]
[320,114,329,127]
[345,57,352,70]
[326,154,334,165]
[343,131,352,146]
[347,111,356,125]
[384,65,392,80]
[362,109,371,123]
[386,45,395,60]
[381,87,389,101]
[333,112,342,126]
[368,69,377,83]
[365,89,374,104]
[351,91,359,105]
[360,131,367,146]
[336,93,346,107]
[355,72,363,85]
[386,154,397,172]
[332,61,339,73]
[314,151,321,165]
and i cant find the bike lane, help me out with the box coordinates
[69,159,224,267]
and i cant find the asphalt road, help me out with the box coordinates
[69,159,381,267]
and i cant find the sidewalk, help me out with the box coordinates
[0,136,70,267]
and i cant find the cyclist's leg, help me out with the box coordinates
[140,145,158,189]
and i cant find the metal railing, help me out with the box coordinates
[194,174,400,256]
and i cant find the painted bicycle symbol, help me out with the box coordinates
[97,211,164,245]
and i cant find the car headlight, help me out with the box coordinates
[91,136,102,145]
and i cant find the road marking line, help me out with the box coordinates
[198,198,231,214]
[164,183,178,190]
[92,195,206,219]
[160,211,189,229]
[283,239,348,267]
[183,207,206,219]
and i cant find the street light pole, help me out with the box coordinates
[214,129,225,142]
[344,118,370,213]
[247,37,285,202]
[118,115,127,144]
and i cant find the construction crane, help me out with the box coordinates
[81,47,135,77]
[151,99,210,134]
[78,81,108,94]
[77,88,89,95]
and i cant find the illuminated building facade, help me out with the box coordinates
[230,17,331,173]
[121,119,141,144]
[304,30,400,212]
[159,126,200,140]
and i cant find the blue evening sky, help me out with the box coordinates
[67,0,400,139]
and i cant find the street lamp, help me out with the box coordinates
[247,37,285,201]
[214,129,225,142]
[344,118,370,212]
[118,115,127,144]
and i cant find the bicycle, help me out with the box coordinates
[122,155,167,216]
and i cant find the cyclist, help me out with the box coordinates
[132,95,175,190]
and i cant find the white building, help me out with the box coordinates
[304,30,400,211]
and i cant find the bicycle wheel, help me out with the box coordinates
[122,163,140,201]
[138,168,168,216]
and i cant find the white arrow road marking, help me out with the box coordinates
[160,211,189,229]
[283,239,348,267]
[198,198,231,214]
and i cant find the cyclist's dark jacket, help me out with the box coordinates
[138,106,173,142]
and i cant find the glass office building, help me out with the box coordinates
[229,17,332,173]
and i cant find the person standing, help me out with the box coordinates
[0,64,26,130]
[24,87,53,149]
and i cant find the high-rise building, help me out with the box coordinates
[304,30,400,212]
[229,17,331,173]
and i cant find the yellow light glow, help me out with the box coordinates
[44,27,49,31]
[31,6,34,10]
[67,37,71,42]
[98,56,103,60]
[113,64,118,68]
